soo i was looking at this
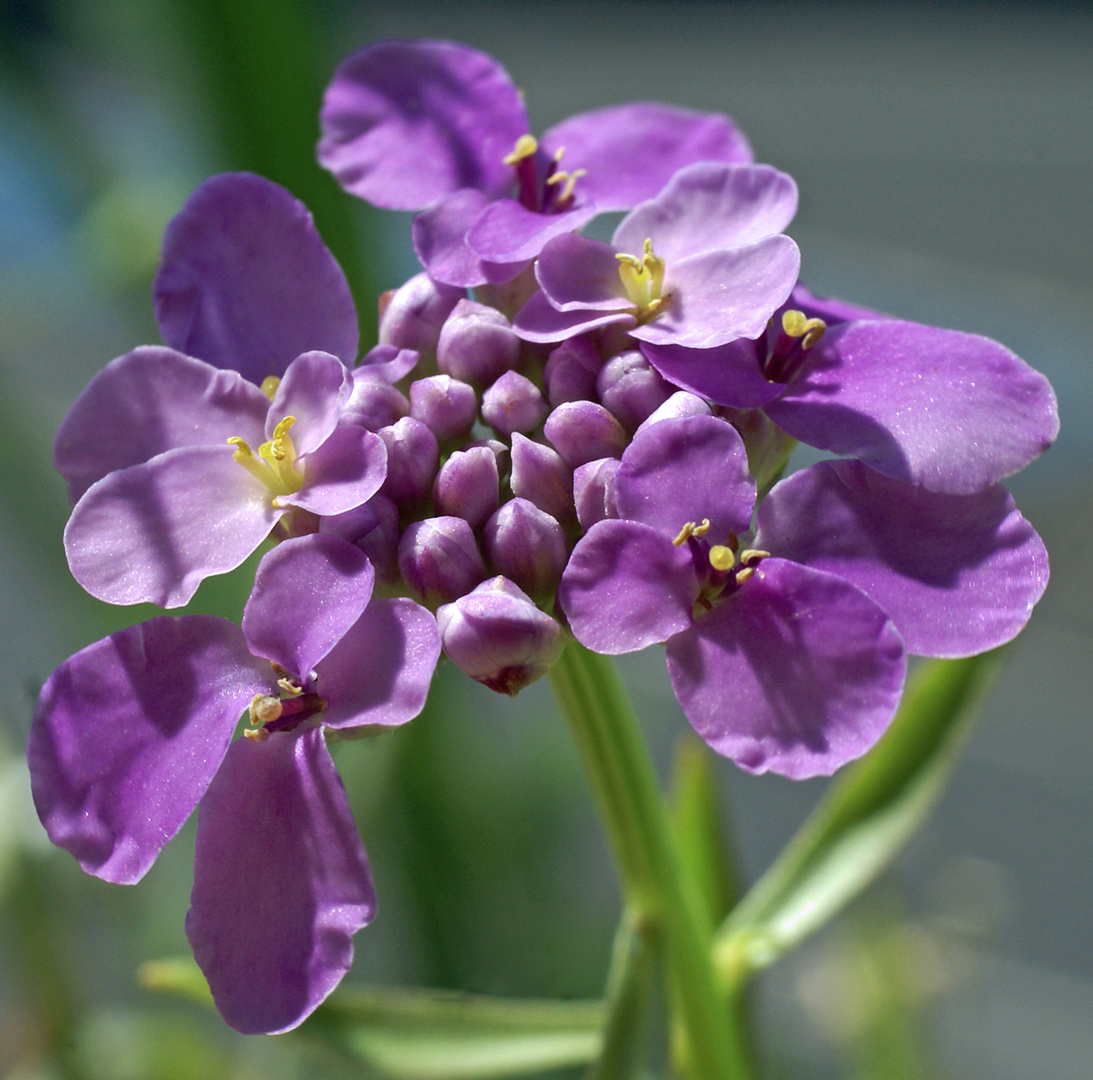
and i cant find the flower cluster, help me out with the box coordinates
[30,39,1057,1033]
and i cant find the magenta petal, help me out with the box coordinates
[615,415,755,540]
[154,174,358,383]
[667,559,906,779]
[534,233,631,312]
[289,426,387,517]
[412,189,493,288]
[29,616,269,884]
[513,290,635,344]
[559,520,699,654]
[268,352,351,455]
[756,460,1049,657]
[243,535,375,681]
[541,104,753,213]
[467,199,598,265]
[615,163,798,263]
[53,347,270,504]
[318,598,441,729]
[638,339,783,409]
[319,40,527,209]
[765,320,1060,493]
[631,238,801,349]
[187,728,376,1034]
[64,445,280,608]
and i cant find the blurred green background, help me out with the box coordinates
[1,1,1091,1077]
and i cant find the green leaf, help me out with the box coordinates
[304,985,605,1080]
[713,652,1006,985]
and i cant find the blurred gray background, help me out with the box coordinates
[1,2,1090,1077]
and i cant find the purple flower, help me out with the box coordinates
[317,39,753,286]
[61,349,387,607]
[640,288,1060,494]
[513,163,800,350]
[28,534,441,1034]
[558,414,1047,777]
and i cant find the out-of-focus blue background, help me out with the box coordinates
[1,2,1090,1077]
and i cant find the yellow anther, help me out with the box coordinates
[553,146,566,163]
[735,567,756,585]
[546,167,586,203]
[277,677,303,696]
[673,518,712,545]
[503,134,538,165]
[781,310,826,349]
[738,548,770,566]
[692,518,711,537]
[260,375,281,402]
[248,693,283,725]
[709,545,736,572]
[232,416,303,498]
[617,238,667,318]
[243,727,270,742]
[801,319,826,349]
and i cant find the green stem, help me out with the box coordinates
[548,642,753,1080]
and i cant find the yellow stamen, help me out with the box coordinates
[277,677,303,696]
[692,518,711,537]
[617,238,668,320]
[709,545,736,572]
[781,309,826,349]
[735,567,756,585]
[502,134,538,166]
[546,167,587,203]
[672,518,712,545]
[248,693,283,725]
[228,415,303,498]
[243,727,270,742]
[739,548,770,566]
[260,375,281,402]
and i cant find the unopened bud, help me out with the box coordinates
[596,349,672,432]
[409,374,479,443]
[320,494,400,583]
[378,417,439,514]
[543,335,601,405]
[483,498,568,602]
[436,299,521,385]
[544,401,629,469]
[481,370,548,437]
[342,370,410,431]
[573,458,620,530]
[509,433,575,529]
[397,516,486,606]
[634,391,713,437]
[433,446,500,531]
[379,272,463,361]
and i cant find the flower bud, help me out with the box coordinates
[437,577,564,695]
[509,433,575,530]
[397,516,486,606]
[320,494,400,583]
[596,349,672,432]
[436,299,520,385]
[378,417,439,514]
[481,370,547,438]
[573,458,620,530]
[543,336,601,405]
[483,498,568,602]
[409,374,478,443]
[379,272,463,361]
[342,370,410,431]
[634,391,712,437]
[433,446,499,531]
[543,401,629,469]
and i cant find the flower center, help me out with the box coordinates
[228,416,303,500]
[617,239,669,322]
[244,671,327,742]
[672,522,769,610]
[763,309,826,383]
[503,135,586,214]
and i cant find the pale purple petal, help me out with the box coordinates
[467,199,598,265]
[54,346,269,504]
[630,238,801,349]
[638,339,784,409]
[288,427,387,517]
[154,173,358,382]
[64,445,280,608]
[359,343,419,383]
[559,520,699,654]
[513,290,635,343]
[541,104,753,213]
[28,616,269,885]
[318,598,441,729]
[755,460,1050,657]
[633,391,712,437]
[243,535,375,681]
[765,320,1061,493]
[187,728,375,1035]
[534,233,631,312]
[615,163,797,263]
[615,415,755,540]
[412,189,493,288]
[319,40,527,209]
[268,351,352,455]
[789,283,893,327]
[667,558,906,779]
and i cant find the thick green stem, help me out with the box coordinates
[549,642,753,1080]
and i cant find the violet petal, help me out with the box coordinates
[513,290,636,344]
[268,351,351,455]
[534,233,632,312]
[412,189,494,288]
[288,426,387,518]
[467,198,598,265]
[638,339,783,409]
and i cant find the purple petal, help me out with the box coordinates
[766,320,1060,493]
[755,460,1049,657]
[243,535,375,681]
[28,616,269,884]
[318,598,441,729]
[534,233,631,312]
[187,728,375,1034]
[412,189,493,288]
[288,426,387,517]
[319,40,527,209]
[616,415,755,541]
[513,290,635,344]
[559,520,699,654]
[789,283,893,327]
[359,343,420,383]
[614,163,797,263]
[667,558,906,779]
[154,173,358,383]
[633,391,712,437]
[541,104,753,213]
[64,445,280,608]
[630,238,800,349]
[53,346,269,504]
[467,198,598,265]
[639,339,784,409]
[268,351,351,455]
